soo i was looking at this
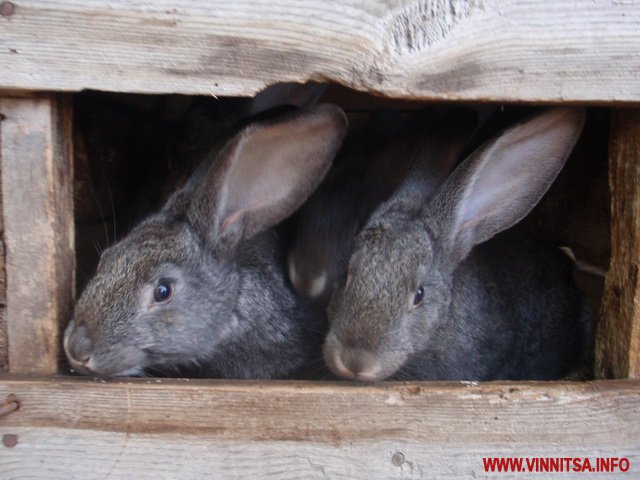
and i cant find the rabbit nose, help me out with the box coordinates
[64,322,94,371]
[325,343,384,382]
[287,256,328,300]
[305,274,327,299]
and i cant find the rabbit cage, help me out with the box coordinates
[0,1,639,478]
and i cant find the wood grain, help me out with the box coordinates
[0,377,638,478]
[0,95,75,374]
[597,109,640,379]
[0,0,639,102]
[0,308,6,372]
[0,112,5,369]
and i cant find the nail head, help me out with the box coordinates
[391,452,405,466]
[0,2,16,17]
[2,434,18,448]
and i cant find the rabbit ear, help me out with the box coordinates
[162,158,214,217]
[373,108,479,212]
[430,107,585,264]
[186,104,348,252]
[247,82,328,116]
[395,108,479,205]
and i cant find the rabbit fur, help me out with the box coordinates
[287,108,475,307]
[324,107,592,382]
[286,111,410,305]
[64,104,348,379]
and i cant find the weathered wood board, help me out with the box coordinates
[597,109,640,379]
[0,104,6,372]
[0,0,639,102]
[0,310,6,372]
[0,3,638,477]
[0,377,638,479]
[0,94,74,374]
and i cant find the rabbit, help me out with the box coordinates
[285,111,407,306]
[64,104,348,379]
[286,152,369,306]
[135,81,331,219]
[323,107,592,382]
[246,81,328,117]
[287,108,475,307]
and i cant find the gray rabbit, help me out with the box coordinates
[285,111,405,306]
[287,109,468,307]
[64,104,348,379]
[324,107,592,381]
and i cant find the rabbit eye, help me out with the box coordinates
[153,281,173,303]
[413,286,425,306]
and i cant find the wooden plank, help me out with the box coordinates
[0,377,638,478]
[0,1,639,102]
[597,109,640,379]
[0,308,6,372]
[1,103,8,372]
[0,95,74,374]
[0,111,5,369]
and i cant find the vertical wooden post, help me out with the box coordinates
[0,131,5,370]
[597,109,640,379]
[0,94,75,374]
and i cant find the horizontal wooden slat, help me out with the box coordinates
[0,0,639,102]
[0,377,638,478]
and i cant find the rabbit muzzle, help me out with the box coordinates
[64,319,146,377]
[323,330,406,382]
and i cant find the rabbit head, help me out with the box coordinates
[324,107,586,381]
[287,109,453,306]
[65,104,348,377]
